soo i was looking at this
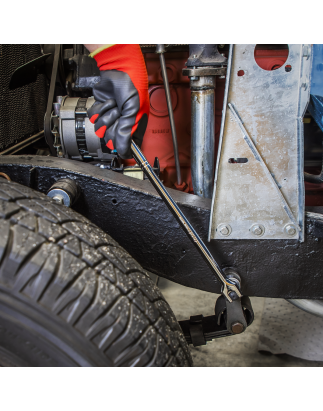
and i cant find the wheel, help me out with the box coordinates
[0,179,192,367]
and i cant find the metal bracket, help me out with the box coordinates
[228,103,301,231]
[209,44,313,241]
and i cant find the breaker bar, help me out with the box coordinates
[131,140,242,303]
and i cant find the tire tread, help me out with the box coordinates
[0,180,192,367]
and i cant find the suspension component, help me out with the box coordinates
[183,44,227,199]
[47,178,80,207]
[179,293,254,346]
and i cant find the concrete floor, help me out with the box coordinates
[155,276,323,367]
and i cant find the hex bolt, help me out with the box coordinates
[231,322,244,334]
[253,226,262,235]
[218,224,231,236]
[285,224,297,236]
[52,194,64,205]
[220,226,229,235]
[251,224,265,236]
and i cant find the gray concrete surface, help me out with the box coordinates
[155,276,323,367]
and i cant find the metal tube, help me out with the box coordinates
[156,45,182,186]
[191,76,216,198]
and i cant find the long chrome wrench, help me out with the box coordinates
[131,141,242,303]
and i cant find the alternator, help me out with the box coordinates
[55,96,113,160]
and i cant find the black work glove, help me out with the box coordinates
[87,44,150,159]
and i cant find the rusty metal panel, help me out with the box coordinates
[209,44,312,241]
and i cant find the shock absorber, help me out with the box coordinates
[183,45,227,199]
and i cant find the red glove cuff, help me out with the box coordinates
[93,44,149,93]
[93,44,149,138]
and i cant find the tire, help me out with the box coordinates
[0,179,192,367]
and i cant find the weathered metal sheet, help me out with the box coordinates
[209,44,312,241]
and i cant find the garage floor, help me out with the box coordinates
[155,276,323,367]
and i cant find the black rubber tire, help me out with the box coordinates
[0,179,192,367]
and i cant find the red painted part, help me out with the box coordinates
[124,51,224,193]
[254,48,289,71]
[123,47,322,206]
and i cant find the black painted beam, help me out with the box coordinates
[1,155,323,299]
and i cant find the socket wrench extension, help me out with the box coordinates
[131,141,242,303]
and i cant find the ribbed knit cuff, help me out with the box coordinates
[89,44,115,58]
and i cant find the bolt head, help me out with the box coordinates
[220,226,229,235]
[231,322,244,334]
[218,224,231,236]
[53,195,64,205]
[251,224,264,236]
[228,291,239,301]
[285,224,297,236]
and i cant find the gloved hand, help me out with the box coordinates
[87,44,149,159]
